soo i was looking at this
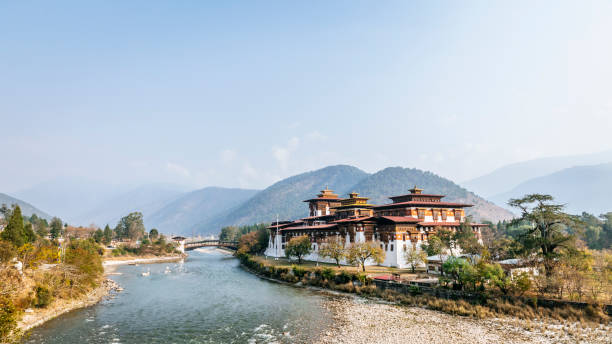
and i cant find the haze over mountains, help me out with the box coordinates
[464,150,612,216]
[146,187,259,235]
[8,151,612,235]
[464,150,612,198]
[490,162,612,215]
[0,193,50,219]
[189,165,513,235]
[4,164,515,236]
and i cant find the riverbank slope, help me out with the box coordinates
[17,254,185,332]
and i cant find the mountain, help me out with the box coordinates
[73,183,190,227]
[0,192,51,219]
[350,167,514,222]
[11,177,125,223]
[463,150,612,198]
[196,165,370,232]
[490,162,612,215]
[195,165,512,235]
[146,187,260,235]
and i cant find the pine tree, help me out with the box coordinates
[49,217,63,239]
[103,225,113,245]
[1,205,25,247]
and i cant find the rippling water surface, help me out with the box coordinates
[25,249,332,343]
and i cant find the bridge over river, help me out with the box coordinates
[183,239,238,251]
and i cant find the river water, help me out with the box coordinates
[25,249,333,343]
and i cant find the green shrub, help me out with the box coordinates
[356,273,369,285]
[0,241,16,264]
[33,285,53,308]
[0,296,19,341]
[321,267,335,281]
[408,285,422,295]
[335,270,352,284]
[292,265,307,278]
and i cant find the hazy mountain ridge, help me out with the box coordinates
[349,167,514,222]
[490,162,612,215]
[463,150,612,198]
[0,192,51,219]
[74,184,189,227]
[147,187,260,235]
[12,177,126,224]
[196,165,370,232]
[10,165,515,236]
[192,165,513,236]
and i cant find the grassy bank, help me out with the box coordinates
[238,253,610,324]
[1,238,107,343]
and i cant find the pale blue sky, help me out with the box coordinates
[2,1,612,192]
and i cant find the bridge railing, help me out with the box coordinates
[183,240,239,250]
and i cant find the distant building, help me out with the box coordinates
[265,187,487,268]
[496,258,540,278]
[172,236,187,253]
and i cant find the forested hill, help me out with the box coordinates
[0,192,51,219]
[196,165,369,231]
[350,167,514,222]
[192,165,513,235]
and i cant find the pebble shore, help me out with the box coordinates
[318,297,612,344]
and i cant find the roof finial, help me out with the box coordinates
[409,185,423,194]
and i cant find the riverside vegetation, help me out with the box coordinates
[228,194,612,325]
[0,206,179,343]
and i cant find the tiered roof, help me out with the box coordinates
[303,187,344,203]
[273,186,486,233]
[374,186,473,209]
[333,192,375,209]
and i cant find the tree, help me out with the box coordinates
[49,217,64,239]
[149,228,159,240]
[93,229,104,243]
[437,228,457,256]
[34,217,49,238]
[23,223,36,243]
[285,235,312,264]
[102,225,113,245]
[347,242,385,272]
[421,235,444,256]
[442,256,478,291]
[115,212,145,240]
[0,204,11,221]
[318,237,346,267]
[219,226,238,242]
[404,244,427,273]
[454,227,483,263]
[0,241,16,264]
[481,263,512,294]
[255,227,269,251]
[237,231,260,254]
[508,194,579,277]
[1,205,25,247]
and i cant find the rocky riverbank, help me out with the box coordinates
[18,255,185,332]
[318,297,612,344]
[18,278,121,332]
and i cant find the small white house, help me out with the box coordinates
[172,236,187,253]
[496,258,540,278]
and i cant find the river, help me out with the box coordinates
[25,249,333,343]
